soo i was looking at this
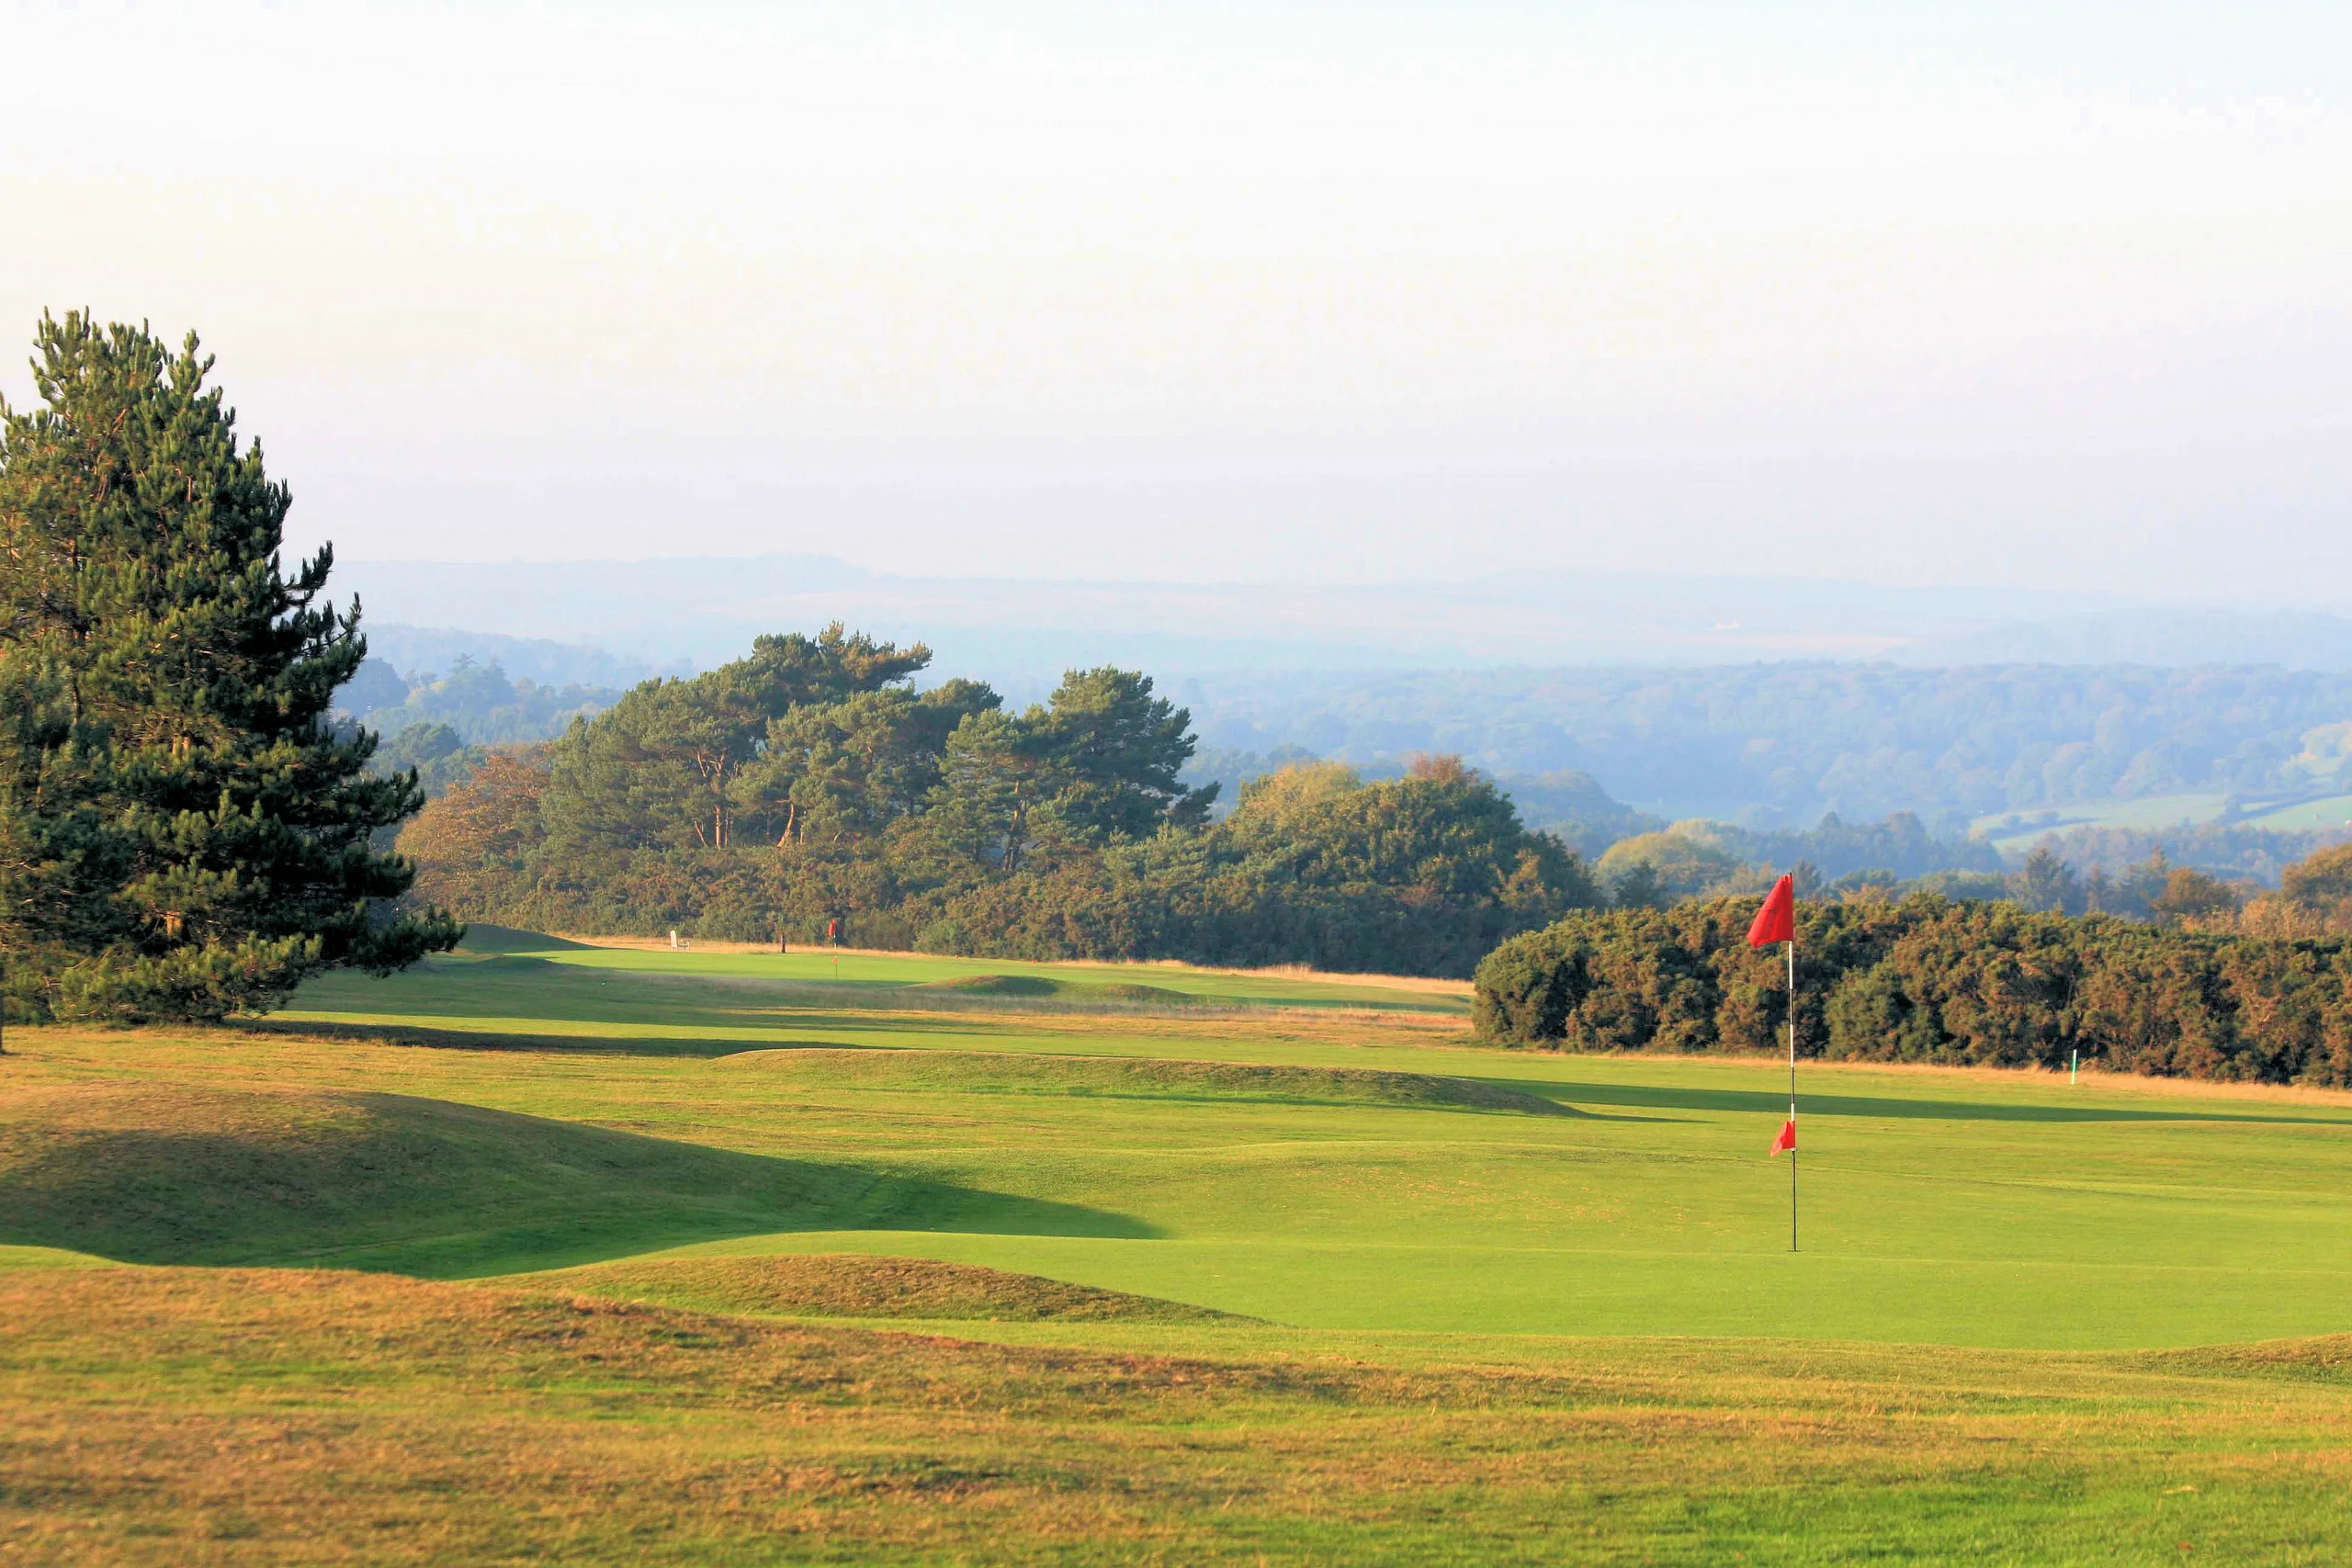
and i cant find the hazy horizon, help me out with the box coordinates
[6,2,2349,609]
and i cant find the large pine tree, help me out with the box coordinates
[0,313,458,1023]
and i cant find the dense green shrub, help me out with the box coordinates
[1474,894,2352,1087]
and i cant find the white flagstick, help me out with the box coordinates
[1787,933,1798,1254]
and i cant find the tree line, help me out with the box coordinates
[1473,848,2352,1087]
[398,628,1600,977]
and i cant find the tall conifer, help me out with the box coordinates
[0,313,458,1022]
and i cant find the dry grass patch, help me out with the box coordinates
[6,1268,2352,1565]
[538,1253,1254,1324]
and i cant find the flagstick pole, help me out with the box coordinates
[1787,935,1797,1254]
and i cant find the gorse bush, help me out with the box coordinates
[402,638,1600,977]
[1474,894,2352,1087]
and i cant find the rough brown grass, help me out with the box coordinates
[537,1253,1253,1324]
[6,1266,2352,1565]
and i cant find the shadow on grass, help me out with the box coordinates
[454,925,596,953]
[1472,1075,2350,1126]
[243,1017,839,1059]
[276,964,1283,1050]
[0,1089,1158,1279]
[306,948,1465,1021]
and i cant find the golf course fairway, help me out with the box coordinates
[5,931,2349,1563]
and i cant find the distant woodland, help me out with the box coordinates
[356,653,2352,895]
[397,627,1598,976]
[339,655,618,750]
[385,618,2352,977]
[1182,664,2352,823]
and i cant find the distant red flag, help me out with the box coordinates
[1770,1118,1796,1156]
[1747,874,1795,948]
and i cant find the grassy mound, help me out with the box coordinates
[455,924,592,954]
[910,973,1064,997]
[718,1049,1575,1116]
[0,1244,118,1270]
[542,1253,1250,1323]
[2146,1334,2352,1386]
[0,1084,1148,1275]
[1089,981,1201,1004]
[900,974,1213,1010]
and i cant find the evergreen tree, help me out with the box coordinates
[1032,667,1218,842]
[0,313,458,1022]
[538,623,931,856]
[927,707,1061,873]
[742,679,1000,848]
[2016,846,2086,915]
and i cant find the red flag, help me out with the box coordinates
[1747,874,1795,947]
[1770,1118,1796,1156]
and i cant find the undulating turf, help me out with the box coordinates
[5,932,2351,1562]
[6,1266,2350,1565]
[537,1252,1253,1323]
[142,942,2352,1348]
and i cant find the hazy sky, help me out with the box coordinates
[5,2,2349,601]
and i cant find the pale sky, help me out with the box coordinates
[4,2,2349,602]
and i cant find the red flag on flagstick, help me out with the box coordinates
[1747,873,1795,948]
[1753,874,1802,1240]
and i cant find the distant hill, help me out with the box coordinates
[334,555,2352,687]
[1178,663,2352,827]
[328,567,2352,844]
[362,625,682,691]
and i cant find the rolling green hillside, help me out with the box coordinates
[1975,790,2352,846]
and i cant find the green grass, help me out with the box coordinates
[6,935,2352,1562]
[1972,788,2352,843]
[434,925,1472,1013]
[0,1081,1148,1277]
[243,942,2352,1348]
[2243,792,2352,830]
[1973,791,2232,844]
